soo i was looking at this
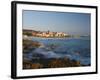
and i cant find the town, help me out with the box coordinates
[23,29,70,38]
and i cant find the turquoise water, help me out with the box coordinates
[31,37,90,65]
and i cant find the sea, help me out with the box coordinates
[24,36,91,66]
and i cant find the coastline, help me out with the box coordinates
[23,38,90,69]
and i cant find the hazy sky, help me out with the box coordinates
[23,10,90,35]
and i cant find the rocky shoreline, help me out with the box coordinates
[23,58,83,69]
[23,39,90,69]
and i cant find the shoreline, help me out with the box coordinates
[23,36,89,40]
[23,36,90,69]
[23,57,90,69]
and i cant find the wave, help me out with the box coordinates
[33,47,61,58]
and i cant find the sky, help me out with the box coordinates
[23,10,90,35]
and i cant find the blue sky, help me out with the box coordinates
[23,10,90,35]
